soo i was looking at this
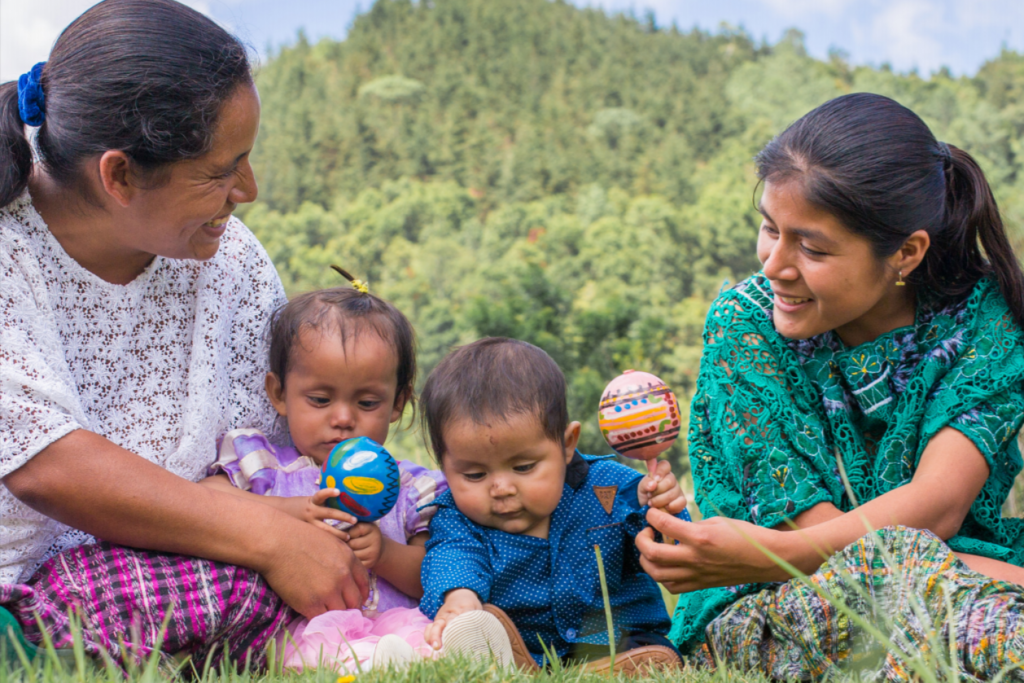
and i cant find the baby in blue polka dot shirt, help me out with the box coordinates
[417,338,690,669]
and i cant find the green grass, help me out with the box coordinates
[8,445,1024,683]
[280,657,771,683]
[0,650,775,683]
[1,580,1016,683]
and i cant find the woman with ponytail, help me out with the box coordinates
[0,0,365,668]
[638,93,1024,679]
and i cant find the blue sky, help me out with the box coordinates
[3,0,1023,82]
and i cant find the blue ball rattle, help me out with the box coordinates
[319,436,401,523]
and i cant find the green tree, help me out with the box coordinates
[243,0,1024,477]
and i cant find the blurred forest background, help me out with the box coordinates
[239,0,1024,486]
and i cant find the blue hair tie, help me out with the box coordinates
[17,62,46,127]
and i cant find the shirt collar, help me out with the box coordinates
[565,450,589,489]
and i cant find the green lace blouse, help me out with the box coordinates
[670,273,1024,654]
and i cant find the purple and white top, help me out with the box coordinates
[209,428,447,614]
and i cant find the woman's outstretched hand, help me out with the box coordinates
[5,430,370,619]
[636,507,793,593]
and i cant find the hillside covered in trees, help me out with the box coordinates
[241,0,1024,467]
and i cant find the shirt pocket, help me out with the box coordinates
[585,522,625,597]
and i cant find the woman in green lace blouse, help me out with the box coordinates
[637,93,1024,680]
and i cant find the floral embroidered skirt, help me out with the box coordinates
[0,542,292,671]
[692,526,1024,681]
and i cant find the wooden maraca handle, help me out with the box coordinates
[644,458,690,543]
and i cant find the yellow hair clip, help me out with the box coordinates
[330,265,370,294]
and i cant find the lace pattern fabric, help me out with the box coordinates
[0,193,286,583]
[670,272,1024,653]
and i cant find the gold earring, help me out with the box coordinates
[896,270,905,287]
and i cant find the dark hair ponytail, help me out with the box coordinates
[0,0,252,208]
[0,82,34,207]
[930,145,1024,325]
[756,92,1024,329]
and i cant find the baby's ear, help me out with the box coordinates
[390,386,413,424]
[264,372,287,417]
[563,421,582,462]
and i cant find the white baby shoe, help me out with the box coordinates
[439,610,515,668]
[371,633,418,669]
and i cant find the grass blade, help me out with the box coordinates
[593,543,616,672]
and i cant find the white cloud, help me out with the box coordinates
[1,0,212,83]
[6,0,1022,85]
[868,0,943,72]
[947,0,1023,28]
[754,0,856,18]
[754,0,1024,74]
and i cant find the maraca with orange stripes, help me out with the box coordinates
[598,370,681,475]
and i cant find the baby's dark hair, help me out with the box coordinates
[420,338,568,463]
[268,288,416,412]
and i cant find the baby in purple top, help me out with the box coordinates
[198,283,513,671]
[209,430,445,614]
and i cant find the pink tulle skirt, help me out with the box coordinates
[277,607,434,672]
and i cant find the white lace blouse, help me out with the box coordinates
[0,194,286,583]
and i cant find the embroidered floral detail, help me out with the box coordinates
[670,271,1024,654]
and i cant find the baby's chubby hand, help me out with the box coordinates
[348,522,385,570]
[423,588,482,650]
[638,460,688,515]
[276,489,358,541]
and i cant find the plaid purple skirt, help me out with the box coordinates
[0,542,294,670]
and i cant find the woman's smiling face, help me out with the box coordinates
[119,82,261,262]
[756,178,921,346]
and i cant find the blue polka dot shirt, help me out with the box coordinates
[420,452,691,664]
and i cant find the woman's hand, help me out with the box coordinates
[423,588,483,650]
[638,460,688,514]
[255,510,370,618]
[5,430,370,618]
[640,427,994,594]
[641,427,992,593]
[637,507,793,592]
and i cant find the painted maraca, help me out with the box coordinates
[319,436,401,522]
[599,370,690,525]
[599,370,681,473]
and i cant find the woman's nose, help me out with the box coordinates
[229,159,258,205]
[762,241,798,281]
